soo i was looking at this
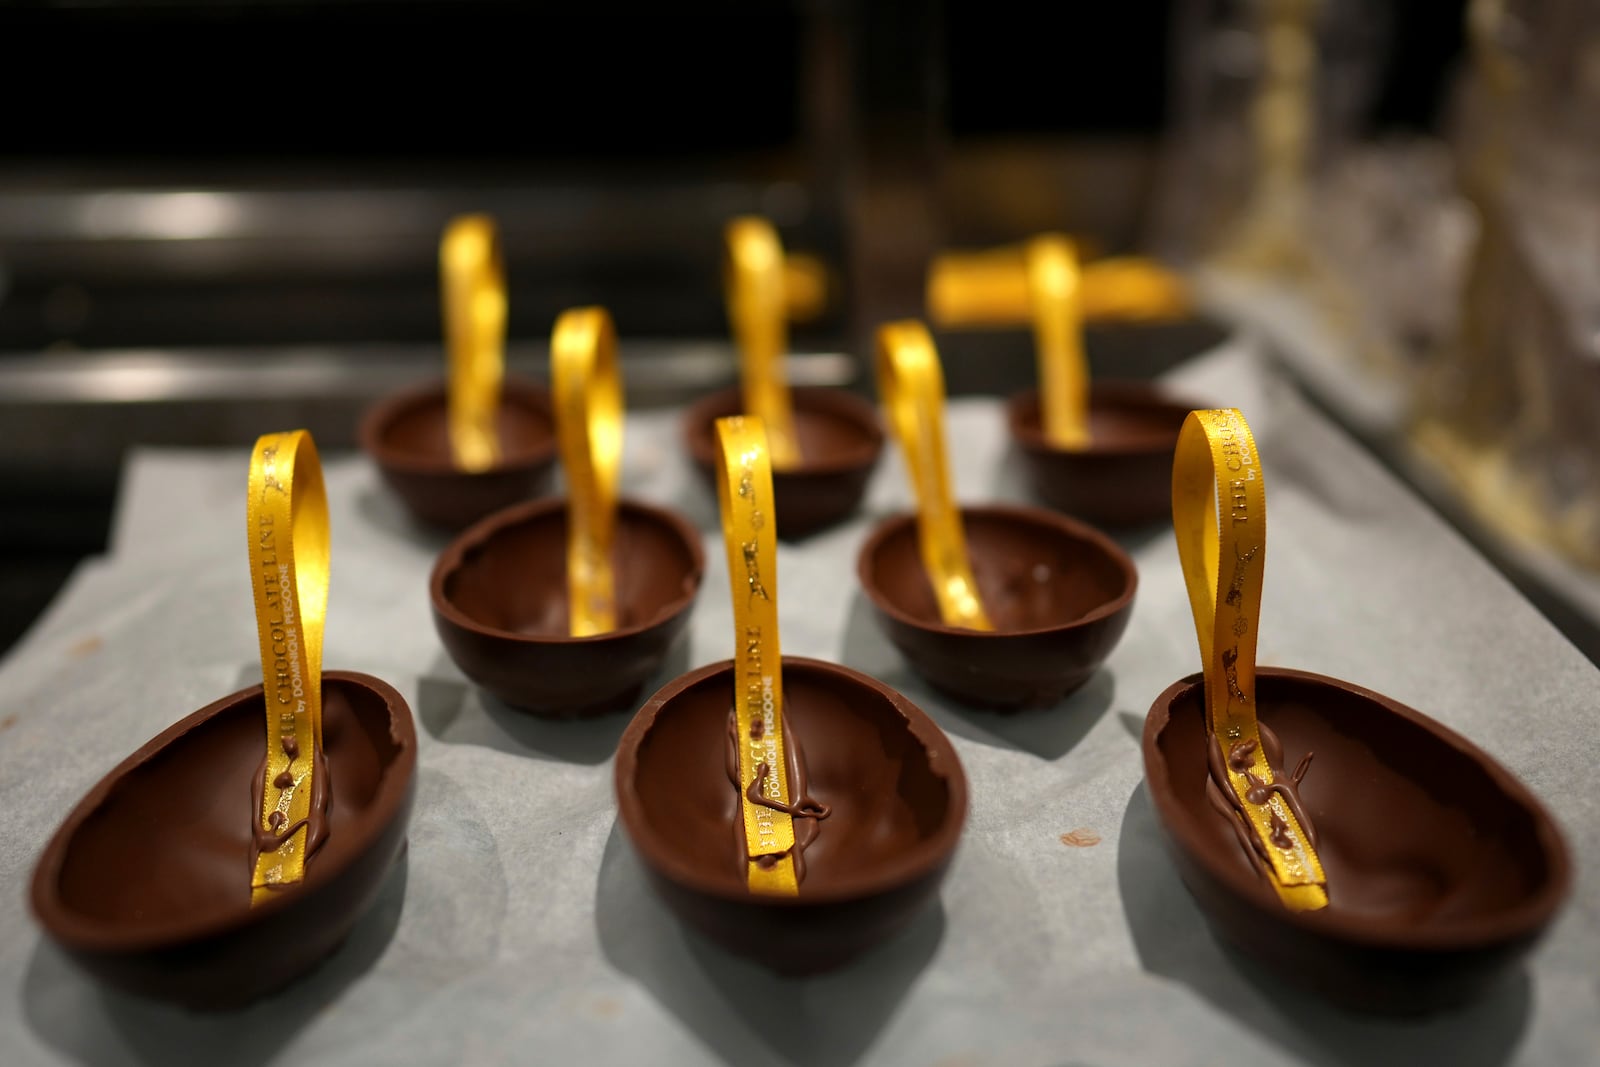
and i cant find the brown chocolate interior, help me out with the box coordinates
[789,407,876,464]
[1158,674,1549,926]
[632,664,951,892]
[689,390,878,467]
[377,388,553,463]
[443,505,700,636]
[866,511,1130,631]
[1015,391,1187,451]
[55,679,401,928]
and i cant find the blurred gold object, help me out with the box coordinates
[1215,0,1320,273]
[551,307,622,637]
[928,234,1191,447]
[928,244,1190,326]
[441,215,506,472]
[723,217,810,467]
[875,320,993,631]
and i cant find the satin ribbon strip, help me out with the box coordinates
[875,321,994,631]
[1172,409,1328,912]
[713,415,800,895]
[551,307,622,637]
[724,216,802,468]
[927,246,1191,325]
[927,235,1191,449]
[1024,235,1090,448]
[246,430,329,903]
[441,214,506,472]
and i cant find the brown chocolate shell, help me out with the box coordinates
[1143,667,1572,1014]
[360,377,558,530]
[1007,381,1196,527]
[30,671,418,1010]
[431,497,705,717]
[615,657,967,973]
[683,385,884,539]
[857,504,1137,709]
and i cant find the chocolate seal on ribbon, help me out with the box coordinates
[723,217,802,469]
[1172,409,1327,911]
[551,306,622,637]
[246,430,330,903]
[875,321,993,631]
[713,415,801,895]
[441,214,506,472]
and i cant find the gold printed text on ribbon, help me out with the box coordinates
[875,321,993,631]
[552,306,622,637]
[246,430,329,903]
[724,217,801,468]
[442,214,506,471]
[713,415,799,895]
[1172,409,1327,911]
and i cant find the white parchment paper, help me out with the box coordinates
[2,338,1596,1067]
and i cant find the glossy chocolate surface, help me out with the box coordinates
[432,497,704,717]
[360,377,558,530]
[683,385,883,539]
[31,672,417,1009]
[616,657,967,972]
[1007,381,1196,527]
[1144,668,1571,1014]
[857,505,1136,709]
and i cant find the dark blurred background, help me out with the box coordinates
[0,0,1467,653]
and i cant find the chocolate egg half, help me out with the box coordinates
[857,505,1137,709]
[30,671,418,1010]
[360,377,558,530]
[615,657,967,973]
[431,497,705,717]
[683,385,884,539]
[1007,382,1196,528]
[1143,668,1571,1014]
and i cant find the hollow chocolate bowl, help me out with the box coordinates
[361,377,558,530]
[616,657,967,973]
[684,385,884,539]
[30,671,418,1010]
[1142,668,1572,1015]
[857,505,1137,710]
[431,496,704,717]
[1007,381,1196,527]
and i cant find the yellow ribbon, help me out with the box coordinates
[927,244,1191,325]
[551,307,622,637]
[1024,235,1090,448]
[713,415,800,895]
[724,217,801,468]
[441,214,506,472]
[1172,409,1327,911]
[246,430,329,903]
[875,321,994,631]
[927,236,1193,448]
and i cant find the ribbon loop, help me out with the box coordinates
[713,415,799,895]
[441,214,506,471]
[875,321,993,631]
[551,307,622,637]
[246,430,330,901]
[1024,234,1090,448]
[724,216,802,468]
[1171,409,1327,911]
[928,235,1192,450]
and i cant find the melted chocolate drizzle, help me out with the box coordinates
[725,704,831,885]
[248,737,332,882]
[1205,722,1319,880]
